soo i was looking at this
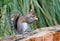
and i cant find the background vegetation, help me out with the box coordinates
[0,0,60,38]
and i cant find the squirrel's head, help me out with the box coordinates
[25,10,38,24]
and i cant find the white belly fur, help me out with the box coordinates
[22,22,29,32]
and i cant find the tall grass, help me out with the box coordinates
[0,0,60,37]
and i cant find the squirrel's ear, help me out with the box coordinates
[29,9,33,14]
[27,9,34,14]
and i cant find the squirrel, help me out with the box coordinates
[10,10,38,34]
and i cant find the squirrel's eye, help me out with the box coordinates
[32,15,36,18]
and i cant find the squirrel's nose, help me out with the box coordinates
[34,17,38,20]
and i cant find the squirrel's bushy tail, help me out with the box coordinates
[10,12,20,34]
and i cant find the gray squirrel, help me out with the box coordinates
[10,10,38,34]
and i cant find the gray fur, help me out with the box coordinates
[17,20,31,34]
